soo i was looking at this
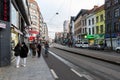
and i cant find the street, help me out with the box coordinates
[43,47,120,80]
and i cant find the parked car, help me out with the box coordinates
[75,42,82,48]
[75,42,89,48]
[82,42,89,48]
[115,47,120,53]
[89,44,104,50]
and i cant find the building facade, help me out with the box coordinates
[105,0,120,49]
[74,9,88,43]
[28,0,41,42]
[0,0,31,67]
[94,5,105,45]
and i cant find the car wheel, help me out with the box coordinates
[116,49,120,53]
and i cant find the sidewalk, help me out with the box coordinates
[53,43,120,64]
[0,55,54,80]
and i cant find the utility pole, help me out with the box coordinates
[110,25,113,50]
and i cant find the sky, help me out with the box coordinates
[36,0,105,39]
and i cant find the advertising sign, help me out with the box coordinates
[0,23,6,29]
[0,0,10,22]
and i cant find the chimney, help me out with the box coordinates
[94,5,98,10]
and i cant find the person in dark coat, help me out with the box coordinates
[37,43,42,58]
[44,41,49,57]
[14,42,21,68]
[20,42,28,67]
[31,43,36,57]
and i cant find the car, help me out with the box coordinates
[89,44,104,50]
[81,42,89,48]
[75,42,82,48]
[115,47,120,53]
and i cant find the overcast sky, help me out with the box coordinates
[36,0,105,39]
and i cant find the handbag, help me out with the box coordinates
[14,52,18,56]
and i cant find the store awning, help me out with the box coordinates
[29,30,39,34]
[86,35,95,39]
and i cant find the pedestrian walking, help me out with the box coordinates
[31,43,37,57]
[14,42,21,68]
[37,43,42,58]
[29,43,33,56]
[20,42,29,67]
[44,41,49,57]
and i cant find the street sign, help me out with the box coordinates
[0,23,6,29]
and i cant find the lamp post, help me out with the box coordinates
[110,25,113,50]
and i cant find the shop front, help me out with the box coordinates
[94,34,105,45]
[86,35,95,45]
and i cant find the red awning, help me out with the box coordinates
[29,30,39,34]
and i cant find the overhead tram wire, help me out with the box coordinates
[47,0,65,25]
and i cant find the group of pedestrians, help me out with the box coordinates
[14,41,49,68]
[29,43,42,58]
[14,42,28,68]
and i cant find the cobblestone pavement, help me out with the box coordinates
[0,55,54,80]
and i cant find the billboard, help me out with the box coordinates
[0,0,10,22]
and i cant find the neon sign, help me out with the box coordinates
[0,0,10,22]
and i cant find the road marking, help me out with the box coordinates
[50,69,59,79]
[71,68,83,77]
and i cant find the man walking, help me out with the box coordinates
[37,43,41,58]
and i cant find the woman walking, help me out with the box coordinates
[20,42,29,67]
[14,42,21,68]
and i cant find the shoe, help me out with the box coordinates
[16,66,19,68]
[23,65,26,67]
[21,64,26,67]
[22,64,26,67]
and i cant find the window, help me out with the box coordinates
[96,26,99,34]
[82,20,84,26]
[85,28,87,33]
[31,15,37,19]
[114,22,119,32]
[11,4,18,27]
[106,1,111,8]
[114,8,119,17]
[96,16,99,23]
[92,27,94,34]
[106,23,111,33]
[89,19,91,25]
[92,18,94,25]
[32,21,37,26]
[114,0,118,4]
[107,11,112,19]
[100,14,104,22]
[89,28,91,35]
[100,25,104,33]
[83,28,84,33]
[85,19,87,26]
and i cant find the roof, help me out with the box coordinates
[74,9,88,21]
